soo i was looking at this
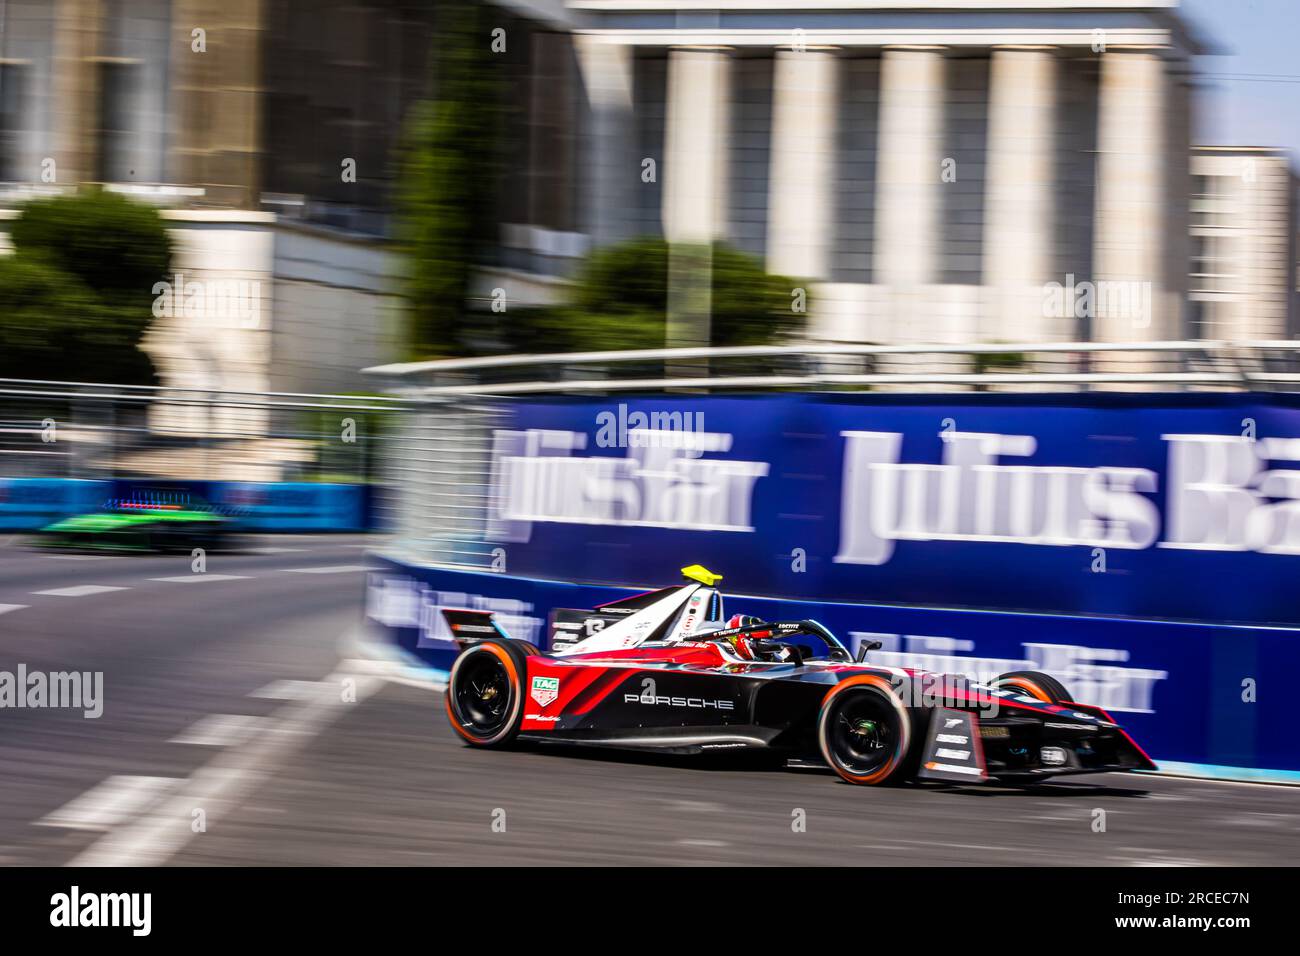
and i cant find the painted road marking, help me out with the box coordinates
[38,776,181,832]
[169,714,263,747]
[250,679,328,701]
[282,565,369,574]
[70,667,383,866]
[148,574,250,583]
[0,604,27,615]
[33,585,130,597]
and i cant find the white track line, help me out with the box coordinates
[168,714,264,747]
[69,668,383,866]
[38,776,182,832]
[282,564,368,574]
[33,585,130,597]
[148,574,250,583]
[0,604,26,615]
[249,679,329,701]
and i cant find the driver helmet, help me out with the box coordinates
[722,614,764,659]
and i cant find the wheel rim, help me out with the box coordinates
[828,689,901,778]
[453,650,513,735]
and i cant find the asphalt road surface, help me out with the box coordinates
[1,535,1296,867]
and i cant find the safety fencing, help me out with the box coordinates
[0,378,402,532]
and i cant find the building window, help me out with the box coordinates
[96,61,137,182]
[0,63,25,182]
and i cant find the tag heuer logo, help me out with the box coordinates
[530,676,559,707]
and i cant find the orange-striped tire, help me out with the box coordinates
[817,676,913,786]
[444,640,528,747]
[990,670,1072,705]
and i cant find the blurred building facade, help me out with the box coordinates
[569,0,1207,346]
[1188,146,1298,340]
[0,0,574,407]
[2,0,1297,406]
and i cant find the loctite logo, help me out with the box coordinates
[624,694,735,711]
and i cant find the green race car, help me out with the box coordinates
[39,496,237,553]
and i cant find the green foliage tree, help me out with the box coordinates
[0,190,170,383]
[506,236,805,353]
[396,0,503,359]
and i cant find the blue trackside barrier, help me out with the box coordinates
[363,558,1300,783]
[0,478,111,530]
[0,478,374,532]
[214,482,368,532]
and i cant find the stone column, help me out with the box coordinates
[50,0,103,184]
[982,47,1057,342]
[1092,50,1168,343]
[873,47,944,343]
[766,47,838,282]
[663,47,731,353]
[168,0,265,208]
[874,47,943,288]
[575,37,635,247]
[662,47,731,244]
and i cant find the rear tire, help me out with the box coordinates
[990,670,1073,704]
[818,677,913,785]
[444,640,528,747]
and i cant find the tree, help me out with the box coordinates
[396,0,504,358]
[0,190,170,383]
[506,237,805,353]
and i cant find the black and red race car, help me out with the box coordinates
[442,566,1155,786]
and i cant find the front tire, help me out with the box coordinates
[444,640,528,747]
[990,670,1073,704]
[818,677,913,785]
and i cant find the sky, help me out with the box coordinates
[1181,0,1300,157]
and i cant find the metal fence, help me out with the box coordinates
[365,340,1300,394]
[0,377,406,485]
[9,340,1300,554]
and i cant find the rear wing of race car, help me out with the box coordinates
[439,608,513,647]
[548,568,727,653]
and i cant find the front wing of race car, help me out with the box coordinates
[913,702,1156,784]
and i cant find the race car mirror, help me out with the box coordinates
[855,640,883,662]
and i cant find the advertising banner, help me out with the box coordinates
[488,393,1300,626]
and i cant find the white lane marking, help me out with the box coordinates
[676,839,729,848]
[249,679,328,701]
[33,585,130,597]
[0,604,26,615]
[148,574,250,583]
[282,564,368,574]
[38,776,182,832]
[169,714,263,747]
[70,668,383,867]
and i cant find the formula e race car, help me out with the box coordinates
[37,493,239,553]
[442,566,1156,786]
